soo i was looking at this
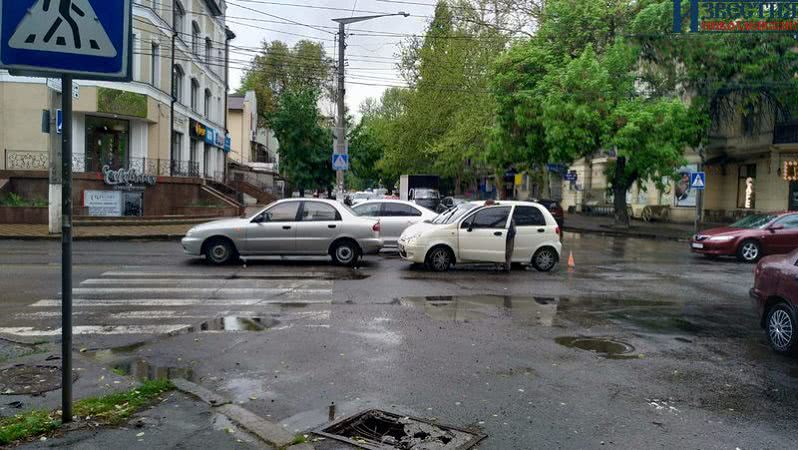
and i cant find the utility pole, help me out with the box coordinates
[48,84,62,234]
[332,12,409,202]
[60,74,73,424]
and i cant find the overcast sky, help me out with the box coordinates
[226,0,435,118]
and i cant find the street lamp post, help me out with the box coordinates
[332,12,409,202]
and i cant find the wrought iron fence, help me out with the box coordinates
[774,121,798,144]
[4,150,49,170]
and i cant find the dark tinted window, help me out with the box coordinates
[775,214,798,229]
[383,203,422,217]
[352,203,381,217]
[301,202,340,221]
[463,207,511,229]
[263,202,299,222]
[514,206,546,226]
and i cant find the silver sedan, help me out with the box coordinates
[182,199,383,266]
[351,200,438,246]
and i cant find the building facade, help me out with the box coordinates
[0,0,234,219]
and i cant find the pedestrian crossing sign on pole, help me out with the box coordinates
[0,0,132,80]
[691,172,706,190]
[332,153,349,171]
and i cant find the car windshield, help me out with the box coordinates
[433,203,477,224]
[414,189,439,199]
[730,214,777,229]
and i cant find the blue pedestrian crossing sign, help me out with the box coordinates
[690,172,706,190]
[0,0,132,80]
[332,153,349,171]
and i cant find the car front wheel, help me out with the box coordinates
[737,239,762,263]
[766,303,797,355]
[426,247,453,272]
[204,238,237,265]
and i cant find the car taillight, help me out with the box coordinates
[372,222,381,233]
[555,227,561,235]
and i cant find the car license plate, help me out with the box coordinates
[691,243,704,249]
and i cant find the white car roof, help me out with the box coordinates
[468,200,543,207]
[353,199,437,213]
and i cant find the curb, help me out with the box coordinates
[564,226,691,243]
[172,378,306,449]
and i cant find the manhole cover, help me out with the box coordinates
[315,409,486,449]
[0,365,77,395]
[555,336,635,357]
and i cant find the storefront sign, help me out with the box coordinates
[785,161,798,181]
[190,119,225,150]
[224,135,232,153]
[191,119,207,140]
[84,190,123,217]
[102,165,156,189]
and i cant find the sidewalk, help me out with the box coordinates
[563,213,714,242]
[0,223,193,240]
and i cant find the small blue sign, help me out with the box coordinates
[332,153,349,171]
[690,172,706,190]
[0,0,132,80]
[565,171,578,182]
[56,108,62,134]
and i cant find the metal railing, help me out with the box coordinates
[2,150,200,177]
[774,121,798,144]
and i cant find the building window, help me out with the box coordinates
[204,89,212,118]
[85,116,130,173]
[190,78,200,111]
[132,34,138,81]
[205,37,212,63]
[737,164,757,209]
[192,21,201,57]
[172,132,183,162]
[150,43,160,88]
[173,0,185,35]
[172,65,184,102]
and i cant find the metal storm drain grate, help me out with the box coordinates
[0,365,77,395]
[315,409,486,449]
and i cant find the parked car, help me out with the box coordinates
[351,192,375,205]
[398,201,562,272]
[182,199,382,266]
[351,200,438,246]
[409,188,443,212]
[530,198,565,228]
[690,212,798,262]
[751,248,798,354]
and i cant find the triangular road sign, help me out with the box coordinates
[9,0,117,58]
[691,172,705,189]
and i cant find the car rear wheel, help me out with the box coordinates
[532,247,558,272]
[331,240,360,267]
[766,303,797,355]
[426,246,453,272]
[204,238,237,265]
[737,239,762,263]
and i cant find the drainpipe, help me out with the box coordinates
[169,30,176,177]
[224,27,235,185]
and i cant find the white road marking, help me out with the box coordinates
[30,299,332,307]
[0,325,191,337]
[101,271,340,279]
[71,288,332,296]
[80,279,333,288]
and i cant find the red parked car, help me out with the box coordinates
[690,212,798,262]
[751,249,798,354]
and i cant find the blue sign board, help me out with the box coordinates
[56,108,62,134]
[0,0,132,80]
[565,171,578,182]
[690,172,706,190]
[332,153,349,171]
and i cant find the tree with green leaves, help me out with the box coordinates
[270,88,333,197]
[239,40,332,127]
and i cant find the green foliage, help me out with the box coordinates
[347,118,385,190]
[271,87,333,193]
[97,88,147,118]
[0,193,47,208]
[0,380,173,445]
[239,40,332,127]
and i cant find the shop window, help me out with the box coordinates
[172,132,183,164]
[85,116,130,173]
[737,164,757,209]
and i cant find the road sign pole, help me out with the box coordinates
[335,22,347,203]
[694,165,704,235]
[60,74,73,424]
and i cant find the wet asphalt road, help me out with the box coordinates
[1,233,797,449]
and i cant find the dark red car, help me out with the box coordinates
[531,199,564,228]
[751,249,798,354]
[690,212,798,262]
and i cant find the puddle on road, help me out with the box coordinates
[197,316,275,332]
[555,336,638,359]
[401,295,559,326]
[113,358,196,382]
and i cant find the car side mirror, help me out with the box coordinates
[252,214,266,223]
[769,224,785,232]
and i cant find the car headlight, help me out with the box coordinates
[401,232,423,243]
[708,236,735,242]
[186,228,198,237]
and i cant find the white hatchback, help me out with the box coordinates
[351,200,438,246]
[397,201,562,272]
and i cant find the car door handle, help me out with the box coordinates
[282,226,292,230]
[328,224,337,229]
[494,231,503,237]
[538,229,545,233]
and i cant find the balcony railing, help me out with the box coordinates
[3,150,200,178]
